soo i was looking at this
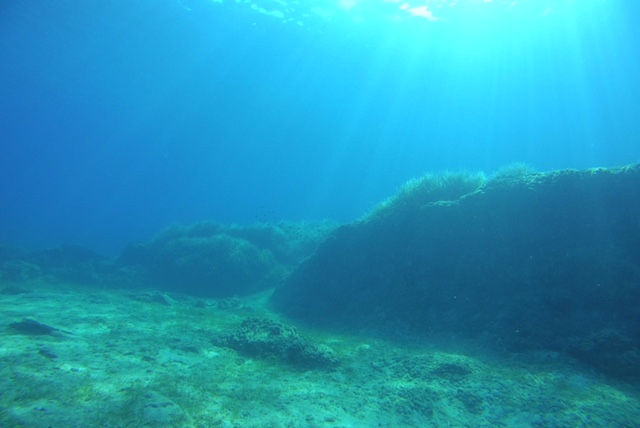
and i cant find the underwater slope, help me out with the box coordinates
[271,164,640,379]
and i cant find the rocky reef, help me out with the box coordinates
[270,164,640,380]
[0,221,336,298]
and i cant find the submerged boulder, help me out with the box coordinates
[270,164,640,379]
[117,222,335,298]
[119,230,282,297]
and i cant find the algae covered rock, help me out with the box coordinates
[270,164,640,379]
[567,329,640,380]
[212,317,339,369]
[119,227,283,297]
[117,222,335,298]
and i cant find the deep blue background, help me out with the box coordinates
[1,0,639,255]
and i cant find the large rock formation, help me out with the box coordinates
[271,164,640,379]
[117,221,335,297]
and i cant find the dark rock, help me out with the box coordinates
[567,329,640,380]
[212,317,339,369]
[140,391,184,425]
[38,347,58,359]
[118,227,284,298]
[116,222,336,298]
[270,164,640,379]
[193,300,208,309]
[430,363,472,381]
[9,318,73,336]
[128,291,174,306]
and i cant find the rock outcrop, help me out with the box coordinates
[270,164,640,379]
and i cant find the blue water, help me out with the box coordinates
[1,0,639,254]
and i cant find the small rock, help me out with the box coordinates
[128,292,174,306]
[38,348,58,359]
[141,391,184,425]
[9,318,72,336]
[212,317,339,369]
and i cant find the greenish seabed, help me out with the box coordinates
[1,281,639,428]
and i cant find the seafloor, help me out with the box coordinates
[2,280,639,427]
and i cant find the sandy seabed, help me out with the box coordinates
[1,281,639,428]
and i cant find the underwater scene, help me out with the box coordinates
[2,0,640,427]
